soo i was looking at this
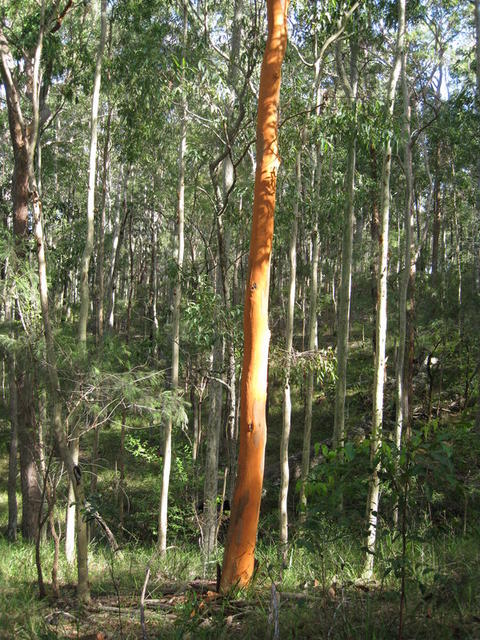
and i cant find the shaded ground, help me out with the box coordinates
[2,573,480,639]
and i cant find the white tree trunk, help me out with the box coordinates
[78,0,107,346]
[299,225,319,513]
[65,437,79,564]
[279,147,300,558]
[363,0,405,580]
[158,4,187,553]
[333,38,358,450]
[203,265,223,556]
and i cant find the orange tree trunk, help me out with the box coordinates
[220,0,289,592]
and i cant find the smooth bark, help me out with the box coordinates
[65,436,79,564]
[299,225,319,514]
[78,0,107,347]
[393,42,413,525]
[7,355,18,541]
[333,38,358,450]
[221,0,289,590]
[203,265,223,556]
[363,0,405,580]
[158,4,187,554]
[96,106,111,344]
[107,169,130,330]
[279,147,300,559]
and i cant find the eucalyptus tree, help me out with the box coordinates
[333,32,358,452]
[393,22,414,526]
[279,143,301,560]
[158,1,188,555]
[195,0,249,556]
[1,0,92,601]
[364,0,405,580]
[221,0,289,591]
[78,0,107,347]
[64,0,108,565]
[291,0,360,517]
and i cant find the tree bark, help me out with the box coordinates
[333,37,358,450]
[96,106,111,344]
[107,169,130,330]
[158,3,187,554]
[363,0,405,580]
[279,146,300,560]
[78,0,107,347]
[149,207,159,348]
[299,225,319,514]
[65,436,79,564]
[1,27,41,543]
[369,144,380,354]
[7,354,18,541]
[18,372,42,541]
[220,0,289,591]
[203,265,223,556]
[1,12,90,599]
[393,42,413,525]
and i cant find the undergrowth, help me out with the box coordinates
[0,531,479,639]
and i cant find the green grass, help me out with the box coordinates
[1,315,479,637]
[0,528,479,639]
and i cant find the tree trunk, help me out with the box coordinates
[279,146,300,560]
[7,355,18,541]
[220,0,289,591]
[363,0,405,580]
[65,436,79,564]
[393,43,413,525]
[158,3,187,554]
[90,425,100,495]
[0,30,30,244]
[299,225,319,514]
[1,12,91,597]
[431,172,441,284]
[78,0,107,347]
[118,410,126,533]
[370,144,380,353]
[34,185,90,602]
[126,206,134,341]
[149,207,159,348]
[333,37,358,450]
[1,27,40,544]
[96,106,111,344]
[107,169,130,330]
[18,372,42,541]
[203,271,223,556]
[208,0,244,502]
[474,0,480,430]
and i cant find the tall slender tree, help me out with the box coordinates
[220,0,289,591]
[333,34,358,450]
[279,144,301,561]
[363,0,406,580]
[158,1,187,554]
[78,0,108,347]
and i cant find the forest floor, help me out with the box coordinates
[0,534,479,639]
[1,327,480,638]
